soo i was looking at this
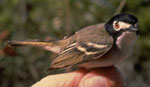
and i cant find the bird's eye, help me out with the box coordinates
[114,23,120,29]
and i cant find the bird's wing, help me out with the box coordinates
[49,24,113,70]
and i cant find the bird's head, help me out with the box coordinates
[105,13,139,39]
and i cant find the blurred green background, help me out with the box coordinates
[0,0,150,87]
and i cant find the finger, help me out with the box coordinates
[79,66,124,87]
[32,68,88,87]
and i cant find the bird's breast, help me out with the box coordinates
[79,31,138,69]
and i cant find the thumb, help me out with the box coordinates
[79,67,124,87]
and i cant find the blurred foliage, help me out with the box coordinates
[0,0,150,87]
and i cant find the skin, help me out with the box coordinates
[32,66,123,87]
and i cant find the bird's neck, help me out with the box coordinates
[116,32,138,50]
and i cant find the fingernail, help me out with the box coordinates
[84,77,106,87]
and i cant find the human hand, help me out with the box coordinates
[32,66,123,87]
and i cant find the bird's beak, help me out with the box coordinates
[128,23,139,32]
[125,23,139,35]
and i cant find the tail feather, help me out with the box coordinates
[7,40,53,46]
[6,40,61,54]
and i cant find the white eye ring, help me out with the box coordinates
[114,23,120,29]
[113,21,121,30]
[113,21,121,31]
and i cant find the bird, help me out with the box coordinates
[7,13,139,70]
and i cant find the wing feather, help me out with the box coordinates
[49,42,112,69]
[49,24,113,70]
